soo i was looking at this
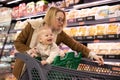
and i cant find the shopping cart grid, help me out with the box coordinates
[15,52,120,80]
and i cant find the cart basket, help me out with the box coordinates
[15,52,120,80]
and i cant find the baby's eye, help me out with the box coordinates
[50,34,53,36]
[45,35,48,37]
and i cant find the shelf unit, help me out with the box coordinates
[67,17,120,27]
[73,0,120,9]
[0,0,120,71]
[9,0,120,56]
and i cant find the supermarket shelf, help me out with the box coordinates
[9,29,22,33]
[73,0,120,9]
[74,34,120,43]
[67,17,120,27]
[0,62,11,74]
[12,12,45,21]
[11,0,120,22]
[98,54,120,59]
[104,59,120,62]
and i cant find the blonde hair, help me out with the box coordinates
[37,23,52,43]
[44,7,66,28]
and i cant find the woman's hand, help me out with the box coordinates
[89,51,104,65]
[26,48,38,57]
[93,55,104,65]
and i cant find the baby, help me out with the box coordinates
[27,22,65,65]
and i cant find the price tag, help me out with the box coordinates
[79,22,85,25]
[109,18,116,22]
[94,40,100,43]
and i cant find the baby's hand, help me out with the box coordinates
[59,50,65,57]
[26,48,38,57]
[41,60,47,65]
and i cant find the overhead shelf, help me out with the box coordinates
[12,12,45,21]
[67,17,120,27]
[73,0,120,9]
[99,55,120,59]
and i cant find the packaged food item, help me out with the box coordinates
[87,25,96,36]
[63,28,71,36]
[67,10,78,19]
[36,0,48,14]
[108,5,120,18]
[87,7,99,17]
[96,24,107,35]
[12,6,19,18]
[0,7,12,25]
[107,23,119,35]
[97,43,110,55]
[78,26,87,36]
[19,3,26,17]
[69,27,78,36]
[109,43,120,55]
[95,6,109,20]
[87,43,98,54]
[79,9,89,18]
[26,2,36,16]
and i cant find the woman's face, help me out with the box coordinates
[52,11,65,32]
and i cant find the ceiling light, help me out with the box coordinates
[0,0,6,1]
[0,4,3,7]
[7,0,22,4]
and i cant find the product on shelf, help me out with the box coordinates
[12,6,19,18]
[87,7,98,17]
[78,26,87,36]
[96,24,107,35]
[69,27,78,36]
[108,5,120,18]
[87,25,96,36]
[95,6,109,20]
[0,7,12,26]
[26,2,36,16]
[36,0,48,14]
[63,28,71,36]
[19,3,27,17]
[107,23,119,35]
[88,43,120,55]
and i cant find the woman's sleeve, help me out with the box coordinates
[58,31,91,57]
[14,22,33,53]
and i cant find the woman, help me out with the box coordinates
[13,7,104,79]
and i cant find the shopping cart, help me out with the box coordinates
[15,52,120,80]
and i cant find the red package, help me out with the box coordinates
[12,6,20,18]
[19,3,27,17]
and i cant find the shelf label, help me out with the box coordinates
[79,22,85,25]
[77,36,83,40]
[112,67,120,71]
[109,18,116,22]
[94,40,100,43]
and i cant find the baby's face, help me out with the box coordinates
[39,29,54,45]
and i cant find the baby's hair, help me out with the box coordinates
[37,21,53,43]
